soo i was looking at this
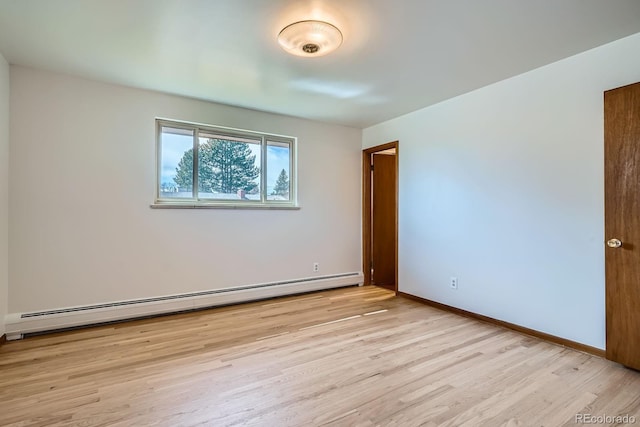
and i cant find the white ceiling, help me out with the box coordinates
[1,0,639,128]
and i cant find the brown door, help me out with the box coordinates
[371,153,397,290]
[605,82,640,370]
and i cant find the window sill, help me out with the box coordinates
[150,202,301,210]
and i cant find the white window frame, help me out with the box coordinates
[153,118,298,209]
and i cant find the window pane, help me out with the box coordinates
[160,126,194,198]
[197,134,261,201]
[267,140,291,201]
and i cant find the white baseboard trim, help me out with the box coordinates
[5,272,364,340]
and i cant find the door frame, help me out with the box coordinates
[362,141,399,291]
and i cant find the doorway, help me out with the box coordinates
[604,82,640,370]
[362,142,398,292]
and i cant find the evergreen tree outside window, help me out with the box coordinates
[272,169,289,196]
[156,120,296,208]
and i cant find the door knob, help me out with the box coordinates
[607,238,622,248]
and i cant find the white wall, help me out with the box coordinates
[0,53,8,336]
[9,67,362,313]
[363,32,640,349]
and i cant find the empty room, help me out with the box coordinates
[1,1,640,426]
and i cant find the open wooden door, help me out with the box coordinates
[605,82,640,370]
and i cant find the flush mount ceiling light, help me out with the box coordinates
[277,20,343,57]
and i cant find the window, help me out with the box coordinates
[156,119,297,208]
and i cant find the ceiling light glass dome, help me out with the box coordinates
[277,20,343,57]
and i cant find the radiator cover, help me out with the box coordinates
[5,272,364,340]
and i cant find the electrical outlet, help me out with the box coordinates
[313,262,320,272]
[450,277,458,290]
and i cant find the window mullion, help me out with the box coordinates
[193,128,199,200]
[156,120,162,201]
[290,140,295,202]
[261,137,267,203]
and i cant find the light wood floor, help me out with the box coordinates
[1,286,639,427]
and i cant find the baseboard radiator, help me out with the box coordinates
[5,272,364,340]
